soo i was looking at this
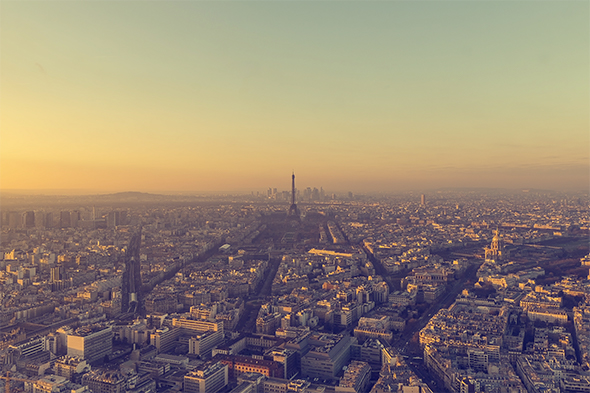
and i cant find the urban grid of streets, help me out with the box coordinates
[0,188,589,393]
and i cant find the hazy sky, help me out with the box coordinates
[1,1,588,194]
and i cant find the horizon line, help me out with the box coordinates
[1,186,587,197]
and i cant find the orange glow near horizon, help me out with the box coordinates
[1,1,588,193]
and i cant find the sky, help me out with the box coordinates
[1,1,588,194]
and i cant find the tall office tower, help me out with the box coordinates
[421,194,426,206]
[287,172,300,218]
[119,211,128,226]
[50,266,61,282]
[45,212,54,228]
[35,211,45,228]
[121,228,144,315]
[60,211,71,228]
[312,187,320,201]
[71,211,80,228]
[51,266,63,282]
[107,211,119,228]
[23,211,35,228]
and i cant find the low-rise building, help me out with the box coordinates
[336,361,371,393]
[184,361,229,393]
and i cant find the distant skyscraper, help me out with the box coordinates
[45,212,54,228]
[421,194,426,206]
[51,266,63,282]
[119,211,128,226]
[287,172,300,218]
[60,211,71,228]
[312,187,320,201]
[107,211,119,228]
[121,228,144,315]
[35,211,45,228]
[23,211,35,228]
[71,211,80,228]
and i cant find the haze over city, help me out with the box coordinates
[1,1,588,194]
[2,3,590,393]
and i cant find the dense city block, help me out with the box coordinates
[0,188,588,393]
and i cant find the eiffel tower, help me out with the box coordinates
[287,172,300,218]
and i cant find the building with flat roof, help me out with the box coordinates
[262,377,326,393]
[268,349,298,379]
[8,336,46,358]
[301,334,357,379]
[336,361,371,393]
[184,361,229,393]
[212,353,284,380]
[67,324,113,363]
[31,375,74,393]
[189,330,224,358]
[172,317,224,335]
[150,326,181,353]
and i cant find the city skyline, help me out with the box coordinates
[1,1,588,193]
[1,187,588,393]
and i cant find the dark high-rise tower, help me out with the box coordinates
[23,211,35,228]
[288,172,300,218]
[60,211,71,228]
[121,227,144,315]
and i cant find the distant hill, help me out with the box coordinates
[97,191,163,199]
[0,190,198,207]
